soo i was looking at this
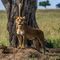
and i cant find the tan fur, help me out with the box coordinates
[14,16,45,54]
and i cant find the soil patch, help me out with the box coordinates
[0,45,60,60]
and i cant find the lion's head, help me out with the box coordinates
[14,16,25,35]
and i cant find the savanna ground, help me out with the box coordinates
[0,9,60,60]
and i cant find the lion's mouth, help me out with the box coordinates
[18,25,22,28]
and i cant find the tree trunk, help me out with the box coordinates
[44,6,46,9]
[1,0,49,48]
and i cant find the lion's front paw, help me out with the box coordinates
[21,45,25,49]
[17,45,21,49]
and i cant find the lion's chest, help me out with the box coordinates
[17,29,23,35]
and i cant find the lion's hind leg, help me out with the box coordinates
[33,39,40,51]
[38,37,45,54]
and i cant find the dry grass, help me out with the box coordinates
[0,9,60,47]
[36,9,60,48]
[0,10,9,46]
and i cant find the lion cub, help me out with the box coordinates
[14,16,45,54]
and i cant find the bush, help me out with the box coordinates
[47,39,60,48]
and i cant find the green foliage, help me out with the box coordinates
[56,3,60,8]
[32,53,35,60]
[25,57,29,60]
[24,53,35,60]
[47,39,60,48]
[47,39,53,48]
[39,0,51,8]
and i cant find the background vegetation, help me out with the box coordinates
[0,9,60,48]
[36,9,60,48]
[0,10,9,46]
[39,0,51,8]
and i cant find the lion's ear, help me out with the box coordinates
[23,16,25,19]
[14,16,17,19]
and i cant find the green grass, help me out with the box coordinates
[0,9,60,48]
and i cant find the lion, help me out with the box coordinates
[14,16,45,54]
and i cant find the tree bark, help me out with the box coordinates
[1,0,49,48]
